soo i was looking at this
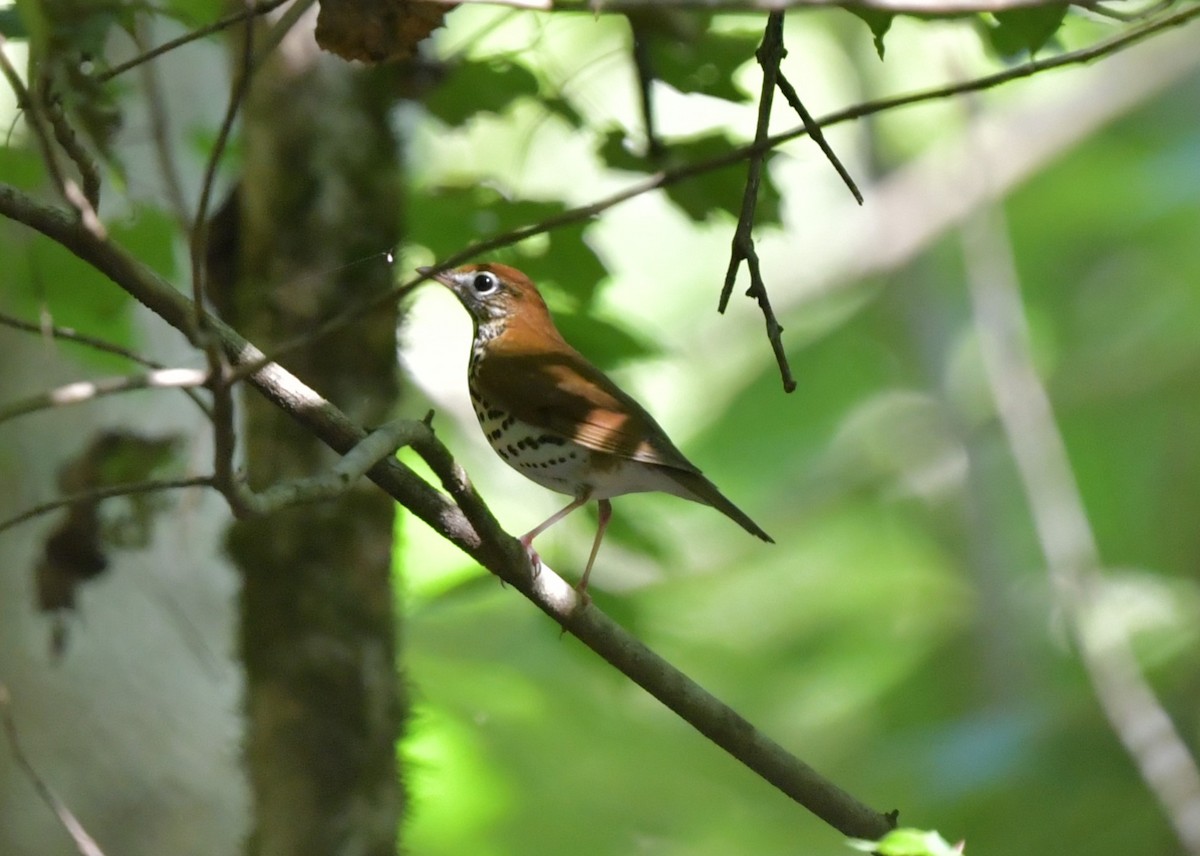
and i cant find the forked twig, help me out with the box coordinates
[719,13,795,391]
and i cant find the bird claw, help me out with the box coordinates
[519,539,542,578]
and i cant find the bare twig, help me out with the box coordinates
[719,13,796,391]
[0,37,104,238]
[1082,0,1172,22]
[230,417,442,514]
[775,71,862,204]
[961,177,1200,856]
[133,20,191,226]
[254,0,320,67]
[0,477,215,537]
[95,0,292,83]
[42,93,102,211]
[0,310,161,366]
[626,16,665,159]
[0,368,209,425]
[188,5,259,516]
[190,1,256,330]
[0,311,213,416]
[0,685,107,856]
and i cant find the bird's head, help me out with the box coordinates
[420,263,549,327]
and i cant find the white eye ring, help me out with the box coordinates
[471,272,500,294]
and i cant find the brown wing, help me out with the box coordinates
[474,346,702,475]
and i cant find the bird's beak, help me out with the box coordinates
[417,266,454,287]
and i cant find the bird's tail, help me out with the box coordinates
[662,469,774,544]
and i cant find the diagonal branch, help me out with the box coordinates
[95,0,292,83]
[0,180,895,841]
[775,71,862,204]
[0,684,107,856]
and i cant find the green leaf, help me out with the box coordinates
[409,184,609,305]
[638,13,758,104]
[848,828,961,856]
[0,5,30,39]
[847,7,894,60]
[426,58,582,128]
[983,4,1068,58]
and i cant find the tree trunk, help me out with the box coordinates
[216,10,407,856]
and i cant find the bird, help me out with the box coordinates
[422,262,772,592]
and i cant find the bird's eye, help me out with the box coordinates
[472,272,500,294]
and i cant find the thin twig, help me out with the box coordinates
[627,16,665,159]
[95,0,292,83]
[207,348,245,514]
[0,685,107,856]
[961,172,1200,856]
[190,1,256,331]
[254,0,319,67]
[0,37,104,238]
[133,19,191,227]
[42,93,102,211]
[189,5,258,515]
[0,477,214,537]
[719,13,796,392]
[235,417,439,513]
[0,311,213,416]
[0,368,209,425]
[1080,0,1171,22]
[775,71,862,204]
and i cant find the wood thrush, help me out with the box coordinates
[423,262,773,592]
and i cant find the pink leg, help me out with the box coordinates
[520,491,591,573]
[576,499,611,594]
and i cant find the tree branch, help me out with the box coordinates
[0,684,107,856]
[94,0,292,83]
[0,368,209,425]
[0,180,895,841]
[962,198,1200,856]
[0,310,214,416]
[0,477,215,537]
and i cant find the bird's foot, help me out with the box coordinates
[518,536,542,578]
